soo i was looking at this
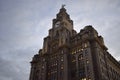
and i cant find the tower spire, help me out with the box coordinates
[56,4,70,21]
[52,5,73,31]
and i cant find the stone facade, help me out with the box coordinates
[29,6,120,80]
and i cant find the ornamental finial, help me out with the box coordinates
[62,4,66,8]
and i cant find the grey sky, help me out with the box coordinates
[0,0,120,80]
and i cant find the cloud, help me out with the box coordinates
[0,0,120,80]
[0,45,38,80]
[0,56,27,80]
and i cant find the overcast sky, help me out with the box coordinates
[0,0,120,80]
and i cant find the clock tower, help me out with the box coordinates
[39,6,77,80]
[42,6,77,53]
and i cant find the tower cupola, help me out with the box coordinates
[52,5,73,31]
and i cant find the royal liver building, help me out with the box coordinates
[29,6,120,80]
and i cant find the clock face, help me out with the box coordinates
[55,21,60,27]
